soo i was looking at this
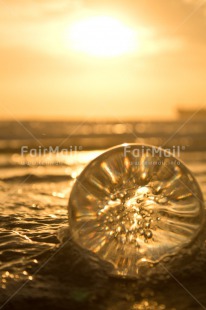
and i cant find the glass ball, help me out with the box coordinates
[69,144,205,278]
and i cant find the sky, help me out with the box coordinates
[0,0,206,120]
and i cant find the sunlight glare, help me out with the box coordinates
[68,16,137,57]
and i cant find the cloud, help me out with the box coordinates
[86,0,206,43]
[0,0,206,61]
[0,0,83,21]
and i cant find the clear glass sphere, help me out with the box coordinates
[69,144,205,278]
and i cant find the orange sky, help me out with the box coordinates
[0,0,206,120]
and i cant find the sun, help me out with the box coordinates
[68,15,137,57]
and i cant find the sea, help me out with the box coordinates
[0,120,206,310]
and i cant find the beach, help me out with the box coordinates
[0,121,206,309]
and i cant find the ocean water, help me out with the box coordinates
[0,121,206,310]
